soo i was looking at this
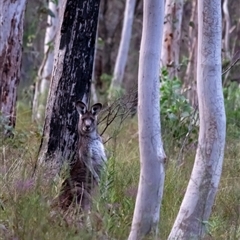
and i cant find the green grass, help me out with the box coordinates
[1,103,240,239]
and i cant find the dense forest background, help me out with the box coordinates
[20,0,240,106]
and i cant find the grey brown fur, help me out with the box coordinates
[58,101,107,210]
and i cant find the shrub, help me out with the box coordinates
[160,69,198,151]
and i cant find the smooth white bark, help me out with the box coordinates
[91,27,99,104]
[32,1,60,122]
[161,0,183,78]
[128,0,166,239]
[223,0,230,60]
[108,0,136,99]
[168,0,226,239]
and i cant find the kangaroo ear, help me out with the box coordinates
[91,103,102,116]
[76,101,87,115]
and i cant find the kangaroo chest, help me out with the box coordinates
[79,137,106,164]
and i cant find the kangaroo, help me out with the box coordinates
[76,100,107,185]
[58,101,107,210]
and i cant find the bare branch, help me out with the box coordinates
[222,50,240,76]
[98,89,138,140]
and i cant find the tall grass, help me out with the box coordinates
[1,103,240,239]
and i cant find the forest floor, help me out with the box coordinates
[0,102,240,240]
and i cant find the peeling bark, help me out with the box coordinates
[0,0,27,132]
[37,0,100,176]
[161,0,183,78]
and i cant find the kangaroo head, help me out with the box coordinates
[76,101,102,135]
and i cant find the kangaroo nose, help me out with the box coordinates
[84,119,92,131]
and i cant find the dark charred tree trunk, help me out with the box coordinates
[0,0,27,134]
[37,0,101,176]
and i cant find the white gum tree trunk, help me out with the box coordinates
[223,0,230,60]
[32,1,60,122]
[0,0,27,132]
[161,0,183,78]
[222,0,231,84]
[91,27,99,104]
[108,0,136,99]
[168,0,226,239]
[128,0,166,239]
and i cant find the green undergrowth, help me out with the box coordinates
[0,103,240,240]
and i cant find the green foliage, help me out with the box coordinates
[108,86,125,100]
[51,0,59,5]
[224,81,240,137]
[96,156,137,239]
[160,69,198,150]
[100,73,112,87]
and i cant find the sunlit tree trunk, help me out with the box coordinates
[161,0,183,78]
[108,0,136,99]
[32,1,61,122]
[128,0,166,239]
[168,0,226,239]
[0,0,27,133]
[37,0,100,176]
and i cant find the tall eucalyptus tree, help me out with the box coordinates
[108,0,136,99]
[168,0,226,238]
[128,0,166,239]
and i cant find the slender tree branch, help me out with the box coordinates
[98,90,137,140]
[222,50,240,76]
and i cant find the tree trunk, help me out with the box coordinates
[168,0,226,239]
[0,0,27,133]
[37,0,100,176]
[161,0,183,79]
[32,0,61,123]
[91,26,99,104]
[108,0,136,99]
[183,0,198,106]
[128,0,166,239]
[223,0,230,60]
[222,0,231,84]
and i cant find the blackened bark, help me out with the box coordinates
[38,0,101,174]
